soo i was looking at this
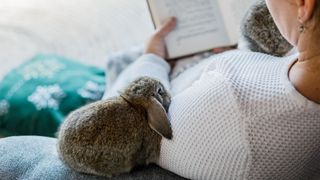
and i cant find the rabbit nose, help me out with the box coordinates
[164,103,170,112]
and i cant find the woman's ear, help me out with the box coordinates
[296,0,316,23]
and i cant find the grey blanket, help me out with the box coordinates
[0,136,185,180]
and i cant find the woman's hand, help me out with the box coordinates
[144,17,177,59]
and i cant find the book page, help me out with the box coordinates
[148,0,230,59]
[218,0,256,43]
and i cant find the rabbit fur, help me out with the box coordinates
[241,0,293,56]
[57,77,172,177]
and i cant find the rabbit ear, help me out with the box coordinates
[147,97,172,140]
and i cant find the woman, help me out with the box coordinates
[105,0,320,179]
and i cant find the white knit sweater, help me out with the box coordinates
[105,50,320,180]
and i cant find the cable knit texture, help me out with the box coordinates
[106,50,320,180]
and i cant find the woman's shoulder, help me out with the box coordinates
[203,50,305,115]
[205,50,285,72]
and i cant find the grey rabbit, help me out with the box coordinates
[57,76,172,177]
[241,0,293,56]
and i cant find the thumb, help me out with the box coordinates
[155,17,177,38]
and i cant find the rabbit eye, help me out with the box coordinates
[157,87,164,95]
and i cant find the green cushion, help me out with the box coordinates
[0,55,105,137]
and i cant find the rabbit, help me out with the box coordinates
[240,0,293,57]
[57,76,172,177]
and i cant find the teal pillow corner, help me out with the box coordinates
[0,54,106,137]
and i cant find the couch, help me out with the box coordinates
[0,136,186,180]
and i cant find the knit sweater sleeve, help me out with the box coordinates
[103,54,171,98]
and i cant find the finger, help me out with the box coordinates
[155,17,177,38]
[212,45,237,53]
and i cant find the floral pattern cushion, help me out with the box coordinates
[0,54,105,137]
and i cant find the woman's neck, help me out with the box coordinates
[289,29,320,104]
[297,28,320,63]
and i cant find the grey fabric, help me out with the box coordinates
[0,136,185,180]
[105,46,143,92]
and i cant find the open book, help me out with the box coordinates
[147,0,255,59]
